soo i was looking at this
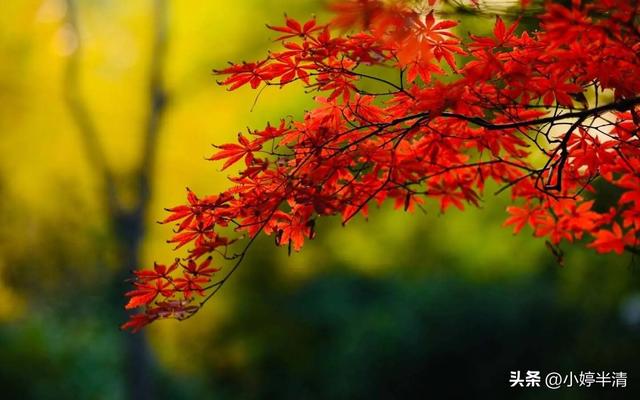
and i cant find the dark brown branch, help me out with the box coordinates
[539,115,588,191]
[441,96,640,131]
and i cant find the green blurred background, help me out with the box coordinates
[0,0,639,399]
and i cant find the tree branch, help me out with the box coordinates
[441,96,640,131]
[137,0,169,212]
[63,0,119,215]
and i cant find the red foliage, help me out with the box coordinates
[123,0,640,331]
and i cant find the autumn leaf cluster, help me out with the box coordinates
[123,0,640,331]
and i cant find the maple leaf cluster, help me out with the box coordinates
[123,0,640,332]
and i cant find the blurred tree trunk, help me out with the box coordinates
[114,209,155,400]
[63,1,168,399]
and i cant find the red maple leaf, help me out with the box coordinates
[588,224,635,255]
